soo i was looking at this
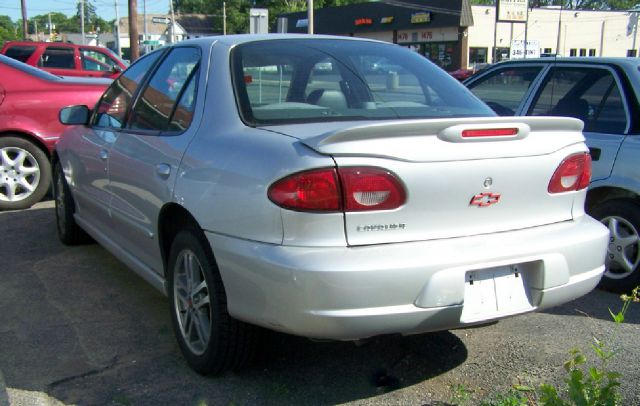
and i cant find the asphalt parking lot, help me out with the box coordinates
[1,200,639,406]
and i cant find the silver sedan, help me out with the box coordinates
[54,35,609,375]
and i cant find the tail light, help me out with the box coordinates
[461,128,519,138]
[268,167,406,212]
[548,153,592,194]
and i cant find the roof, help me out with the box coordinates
[175,14,219,35]
[178,33,390,48]
[493,57,640,68]
[119,15,186,35]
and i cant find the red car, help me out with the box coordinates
[0,54,110,210]
[1,41,126,79]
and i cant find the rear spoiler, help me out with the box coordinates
[301,116,585,159]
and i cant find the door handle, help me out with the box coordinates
[99,149,108,160]
[156,163,171,179]
[588,147,601,161]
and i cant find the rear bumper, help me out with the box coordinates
[206,215,608,340]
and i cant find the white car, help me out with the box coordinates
[54,35,609,375]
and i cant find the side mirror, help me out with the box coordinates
[111,65,123,74]
[59,105,90,125]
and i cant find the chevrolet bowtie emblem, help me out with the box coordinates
[470,192,501,207]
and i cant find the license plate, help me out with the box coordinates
[460,265,533,323]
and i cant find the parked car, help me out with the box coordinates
[449,63,490,81]
[464,57,640,293]
[1,41,127,78]
[0,54,110,210]
[55,35,608,375]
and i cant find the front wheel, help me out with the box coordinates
[590,199,640,293]
[0,137,51,210]
[53,161,91,245]
[167,230,256,375]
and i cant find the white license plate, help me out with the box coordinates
[460,265,533,323]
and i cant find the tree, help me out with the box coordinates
[173,0,368,33]
[0,16,18,47]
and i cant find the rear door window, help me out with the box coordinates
[39,46,75,69]
[80,48,121,72]
[128,47,200,132]
[4,45,36,63]
[528,67,629,134]
[467,66,544,116]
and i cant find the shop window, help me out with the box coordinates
[543,48,552,54]
[579,49,587,56]
[628,49,638,57]
[492,47,510,63]
[469,47,488,65]
[570,49,577,57]
[589,49,596,56]
[423,42,455,70]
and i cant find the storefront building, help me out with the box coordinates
[279,1,639,71]
[279,0,473,71]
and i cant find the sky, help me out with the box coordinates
[1,0,170,23]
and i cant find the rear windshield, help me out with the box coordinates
[4,45,36,63]
[231,39,494,126]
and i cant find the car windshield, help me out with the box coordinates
[231,39,494,126]
[0,53,62,81]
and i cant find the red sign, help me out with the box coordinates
[355,18,373,26]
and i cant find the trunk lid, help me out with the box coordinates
[264,116,588,246]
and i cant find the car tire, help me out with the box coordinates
[0,136,51,210]
[167,230,256,375]
[590,199,640,293]
[53,161,92,245]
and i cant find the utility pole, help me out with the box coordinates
[129,0,139,60]
[307,0,313,34]
[169,0,175,43]
[223,2,226,35]
[34,19,38,40]
[115,0,122,58]
[80,0,85,45]
[48,13,52,38]
[20,0,28,39]
[143,0,148,54]
[556,3,563,55]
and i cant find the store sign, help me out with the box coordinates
[510,40,540,59]
[411,12,431,24]
[397,27,457,43]
[355,18,373,26]
[497,0,528,22]
[381,16,394,24]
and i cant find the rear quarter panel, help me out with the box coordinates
[174,40,342,246]
[0,74,107,151]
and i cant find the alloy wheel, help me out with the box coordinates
[601,215,640,279]
[0,146,40,202]
[173,249,212,356]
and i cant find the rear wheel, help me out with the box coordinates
[591,199,640,293]
[167,230,256,375]
[0,137,51,210]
